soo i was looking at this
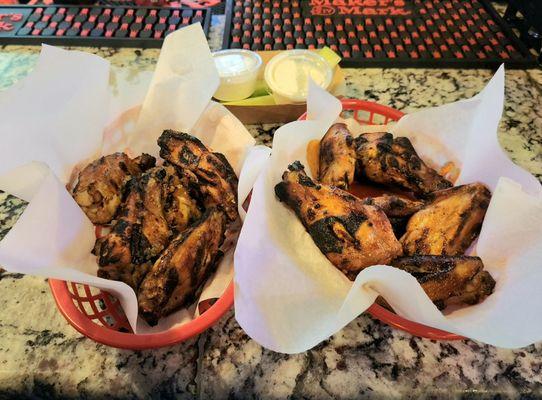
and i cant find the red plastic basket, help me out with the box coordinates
[49,278,234,349]
[299,98,463,341]
[49,104,237,349]
[50,98,460,349]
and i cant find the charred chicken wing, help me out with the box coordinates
[392,255,495,309]
[275,162,402,280]
[362,194,425,218]
[318,123,357,189]
[363,195,425,238]
[158,130,239,222]
[401,183,491,256]
[355,132,452,196]
[95,165,201,288]
[72,152,156,224]
[138,208,227,326]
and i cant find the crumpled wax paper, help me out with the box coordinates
[0,24,255,333]
[234,66,542,353]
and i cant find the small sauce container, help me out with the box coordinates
[212,49,262,102]
[264,50,333,104]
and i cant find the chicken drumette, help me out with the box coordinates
[318,123,357,189]
[138,208,227,326]
[401,183,491,256]
[158,130,239,222]
[355,132,452,196]
[275,161,402,280]
[72,152,156,224]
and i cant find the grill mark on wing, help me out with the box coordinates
[445,186,490,254]
[307,217,345,254]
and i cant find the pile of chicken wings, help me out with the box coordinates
[72,131,238,326]
[275,123,495,310]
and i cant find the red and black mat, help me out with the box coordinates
[0,4,211,47]
[222,0,538,68]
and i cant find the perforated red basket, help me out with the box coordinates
[299,98,463,341]
[49,98,460,349]
[49,222,234,350]
[49,278,234,349]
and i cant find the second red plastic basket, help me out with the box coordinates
[299,98,463,341]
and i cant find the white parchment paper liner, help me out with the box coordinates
[234,66,542,353]
[0,24,256,333]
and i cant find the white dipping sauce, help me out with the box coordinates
[213,49,262,102]
[264,50,333,104]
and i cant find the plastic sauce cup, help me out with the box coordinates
[212,49,262,102]
[264,50,333,104]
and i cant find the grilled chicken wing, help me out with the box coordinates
[318,123,356,189]
[161,165,204,234]
[72,152,156,224]
[401,183,491,256]
[275,162,402,280]
[362,195,425,238]
[392,255,495,309]
[138,209,227,326]
[362,194,425,218]
[355,132,452,196]
[158,130,239,222]
[95,165,201,288]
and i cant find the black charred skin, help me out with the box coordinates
[307,217,345,254]
[389,217,408,238]
[392,254,466,280]
[342,212,368,237]
[133,153,157,172]
[158,130,239,222]
[274,181,290,204]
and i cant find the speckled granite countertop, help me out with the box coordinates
[0,13,542,400]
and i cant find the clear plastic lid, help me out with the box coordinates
[264,50,333,103]
[213,49,262,78]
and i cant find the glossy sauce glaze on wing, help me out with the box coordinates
[401,183,491,256]
[275,161,402,280]
[72,152,156,225]
[138,208,227,326]
[158,130,239,222]
[318,123,357,189]
[392,255,495,309]
[355,132,452,196]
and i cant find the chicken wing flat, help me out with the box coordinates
[392,255,495,309]
[95,165,201,288]
[401,183,491,256]
[318,123,356,189]
[362,194,425,218]
[275,161,402,280]
[72,152,156,224]
[158,130,239,222]
[138,208,227,326]
[355,132,452,196]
